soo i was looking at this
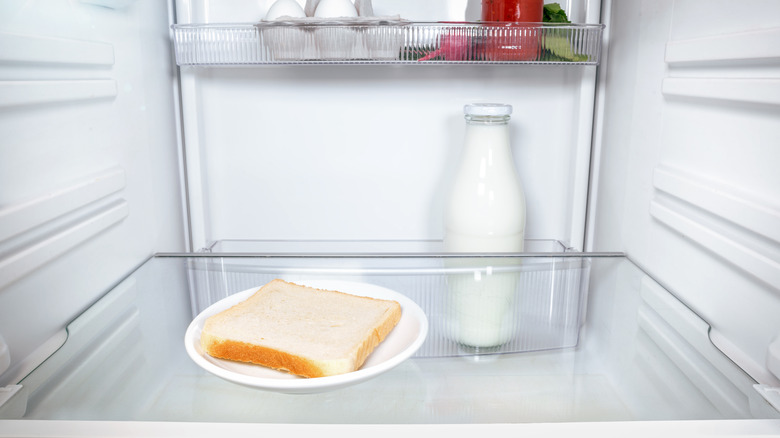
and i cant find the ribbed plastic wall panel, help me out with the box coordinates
[172,22,604,66]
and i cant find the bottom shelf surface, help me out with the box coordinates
[4,252,779,424]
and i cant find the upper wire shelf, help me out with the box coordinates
[171,21,604,66]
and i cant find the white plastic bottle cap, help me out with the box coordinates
[464,103,513,116]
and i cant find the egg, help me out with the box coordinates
[265,0,306,20]
[314,0,358,18]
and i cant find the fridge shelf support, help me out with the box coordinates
[171,22,604,66]
[755,385,780,413]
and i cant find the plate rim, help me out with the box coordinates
[184,279,428,392]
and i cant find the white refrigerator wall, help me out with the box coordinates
[0,0,185,386]
[176,0,601,250]
[590,0,780,385]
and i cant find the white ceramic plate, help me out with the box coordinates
[185,279,428,394]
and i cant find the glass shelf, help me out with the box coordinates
[172,21,604,66]
[7,253,777,424]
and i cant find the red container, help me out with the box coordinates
[481,0,543,22]
[481,0,543,61]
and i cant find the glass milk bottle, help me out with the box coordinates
[444,103,526,349]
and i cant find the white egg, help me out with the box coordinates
[265,0,306,20]
[314,0,358,18]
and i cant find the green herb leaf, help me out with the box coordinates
[543,3,571,23]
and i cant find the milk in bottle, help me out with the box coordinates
[444,103,526,348]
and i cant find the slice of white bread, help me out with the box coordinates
[200,279,402,378]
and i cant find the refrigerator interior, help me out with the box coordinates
[1,0,780,433]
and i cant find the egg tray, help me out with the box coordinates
[257,17,408,61]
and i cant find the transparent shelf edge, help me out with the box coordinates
[153,238,625,257]
[171,21,604,66]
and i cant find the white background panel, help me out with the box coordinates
[191,65,591,244]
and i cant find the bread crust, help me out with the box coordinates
[200,279,402,378]
[201,332,327,377]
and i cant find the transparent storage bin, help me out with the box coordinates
[186,240,593,358]
[171,22,604,65]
